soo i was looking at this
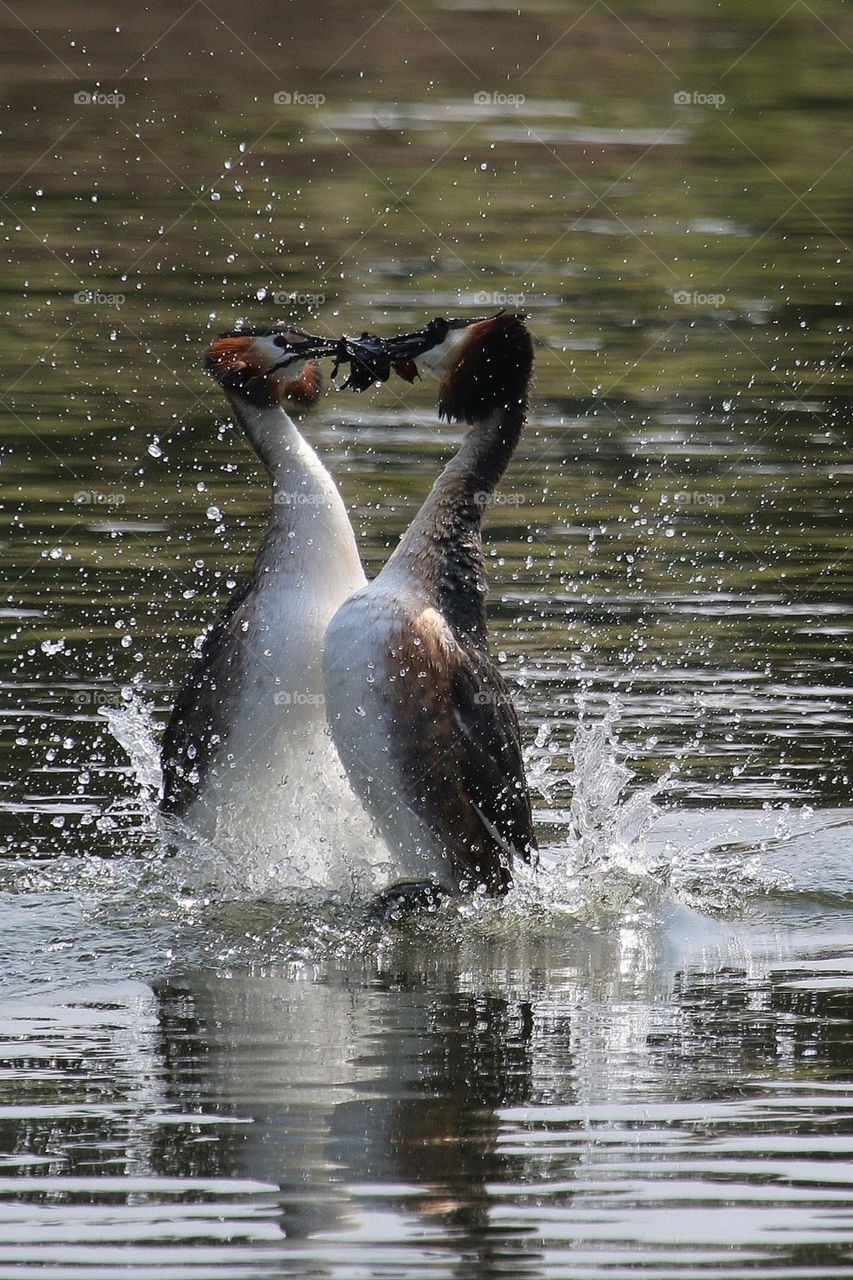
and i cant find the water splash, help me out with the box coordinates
[27,691,801,957]
[86,693,671,935]
[506,699,672,921]
[509,698,799,922]
[101,696,161,796]
[101,693,395,907]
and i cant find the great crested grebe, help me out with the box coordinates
[160,327,380,889]
[321,313,537,896]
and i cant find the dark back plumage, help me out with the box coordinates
[160,580,253,815]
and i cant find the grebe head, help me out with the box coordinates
[343,311,532,421]
[435,312,533,424]
[205,326,332,410]
[204,329,331,474]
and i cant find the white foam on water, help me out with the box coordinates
[2,691,847,984]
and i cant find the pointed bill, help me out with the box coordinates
[337,314,503,390]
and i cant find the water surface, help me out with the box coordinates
[1,0,852,1275]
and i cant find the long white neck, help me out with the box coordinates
[228,396,365,596]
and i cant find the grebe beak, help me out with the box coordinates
[203,312,524,401]
[335,313,513,391]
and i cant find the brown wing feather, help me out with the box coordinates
[159,582,252,815]
[383,613,536,894]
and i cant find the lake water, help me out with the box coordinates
[1,0,852,1275]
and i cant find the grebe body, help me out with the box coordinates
[323,314,537,895]
[160,337,380,891]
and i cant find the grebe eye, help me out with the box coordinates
[272,336,303,356]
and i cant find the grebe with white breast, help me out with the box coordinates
[321,313,537,896]
[160,327,381,891]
